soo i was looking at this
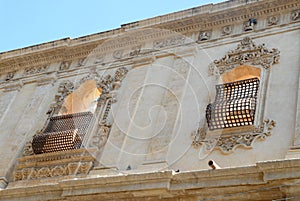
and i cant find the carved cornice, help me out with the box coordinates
[0,0,298,75]
[3,81,23,92]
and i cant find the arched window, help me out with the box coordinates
[58,80,101,115]
[32,80,101,154]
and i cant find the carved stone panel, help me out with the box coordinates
[24,65,48,75]
[14,149,95,181]
[209,37,280,75]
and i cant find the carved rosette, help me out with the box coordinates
[191,119,276,154]
[209,37,280,76]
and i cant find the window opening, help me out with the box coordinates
[206,77,260,130]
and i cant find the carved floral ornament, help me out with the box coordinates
[191,119,276,154]
[209,37,280,75]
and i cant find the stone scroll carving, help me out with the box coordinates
[191,119,276,154]
[209,37,280,75]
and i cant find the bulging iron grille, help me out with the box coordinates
[32,111,94,154]
[206,78,259,130]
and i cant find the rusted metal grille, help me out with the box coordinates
[32,129,82,154]
[32,112,94,154]
[44,112,94,139]
[206,78,259,130]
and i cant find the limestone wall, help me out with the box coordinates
[0,0,299,189]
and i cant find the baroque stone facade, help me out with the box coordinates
[0,0,299,200]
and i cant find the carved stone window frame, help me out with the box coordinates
[192,37,279,154]
[14,67,129,182]
[43,67,129,152]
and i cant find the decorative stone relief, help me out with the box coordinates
[22,140,34,156]
[77,58,86,66]
[59,61,71,71]
[291,10,300,21]
[191,126,207,149]
[89,123,111,149]
[94,55,105,64]
[222,25,232,35]
[5,71,15,81]
[47,80,74,115]
[153,36,185,49]
[209,37,280,75]
[129,45,141,57]
[192,119,276,154]
[113,50,124,59]
[197,31,211,42]
[243,18,257,31]
[24,65,48,75]
[14,149,95,181]
[267,16,279,26]
[14,162,93,181]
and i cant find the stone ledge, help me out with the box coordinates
[1,158,300,200]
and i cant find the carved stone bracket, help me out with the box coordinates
[191,119,276,154]
[209,37,280,75]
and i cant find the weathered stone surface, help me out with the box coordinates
[0,0,299,200]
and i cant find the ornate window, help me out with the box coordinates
[32,80,101,154]
[13,67,128,182]
[192,37,278,153]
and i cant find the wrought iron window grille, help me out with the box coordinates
[206,78,260,130]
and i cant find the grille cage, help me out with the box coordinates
[32,111,94,154]
[206,78,259,130]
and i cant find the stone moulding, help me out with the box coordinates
[13,148,95,181]
[192,119,276,154]
[209,37,280,75]
[0,0,297,75]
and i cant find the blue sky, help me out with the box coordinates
[0,0,223,53]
